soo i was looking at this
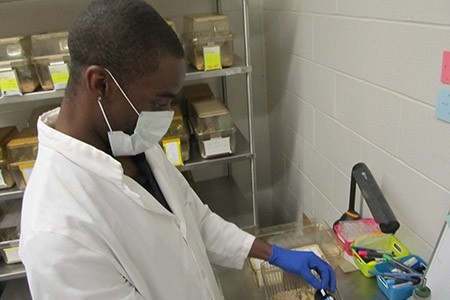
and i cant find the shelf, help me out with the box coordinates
[0,261,25,282]
[0,186,23,202]
[0,56,250,106]
[177,129,253,172]
[0,239,24,282]
[0,130,252,200]
[193,176,253,228]
[0,89,65,105]
[185,56,251,81]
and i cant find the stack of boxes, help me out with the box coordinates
[190,98,236,158]
[0,32,69,97]
[0,125,34,264]
[0,12,235,96]
[0,36,39,97]
[0,12,238,166]
[31,31,70,91]
[161,81,238,166]
[6,127,38,190]
[0,123,39,192]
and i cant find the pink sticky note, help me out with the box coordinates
[441,51,450,84]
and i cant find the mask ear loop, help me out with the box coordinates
[97,97,113,132]
[103,68,140,116]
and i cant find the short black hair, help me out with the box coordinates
[66,0,184,96]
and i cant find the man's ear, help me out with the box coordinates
[84,66,110,100]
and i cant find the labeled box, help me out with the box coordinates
[12,60,40,93]
[190,98,236,158]
[31,31,70,90]
[0,36,39,95]
[0,60,40,95]
[183,14,234,71]
[0,161,14,190]
[7,127,38,165]
[161,104,190,165]
[1,246,20,264]
[33,57,70,90]
[9,161,34,189]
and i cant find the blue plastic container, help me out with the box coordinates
[374,255,427,300]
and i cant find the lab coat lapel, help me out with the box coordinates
[144,147,187,238]
[121,176,173,217]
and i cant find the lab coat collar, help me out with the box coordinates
[39,108,186,234]
[38,108,123,184]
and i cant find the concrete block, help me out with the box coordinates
[335,74,402,156]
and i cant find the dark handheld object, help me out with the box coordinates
[333,163,400,234]
[315,289,334,300]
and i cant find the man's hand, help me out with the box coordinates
[268,245,336,292]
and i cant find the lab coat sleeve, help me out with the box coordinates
[20,231,147,300]
[172,168,255,269]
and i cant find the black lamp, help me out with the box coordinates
[333,162,400,234]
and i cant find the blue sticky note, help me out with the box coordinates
[436,89,450,122]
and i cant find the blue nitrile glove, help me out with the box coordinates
[268,245,336,293]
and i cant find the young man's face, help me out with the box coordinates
[106,56,186,135]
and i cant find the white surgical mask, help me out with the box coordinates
[98,69,174,157]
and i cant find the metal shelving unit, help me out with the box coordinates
[0,187,23,203]
[0,58,250,106]
[177,130,252,172]
[0,0,257,283]
[176,0,257,230]
[0,262,25,282]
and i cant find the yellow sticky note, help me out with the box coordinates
[19,161,34,184]
[203,45,222,71]
[2,246,21,264]
[162,138,183,166]
[0,69,20,95]
[49,63,69,90]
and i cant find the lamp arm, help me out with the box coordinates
[352,163,400,234]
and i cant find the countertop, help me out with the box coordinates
[216,260,389,300]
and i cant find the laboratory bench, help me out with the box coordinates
[0,256,388,299]
[216,260,389,300]
[0,215,389,299]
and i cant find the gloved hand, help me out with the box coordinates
[268,245,336,293]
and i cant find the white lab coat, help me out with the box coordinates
[19,108,255,300]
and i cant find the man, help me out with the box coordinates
[19,0,336,299]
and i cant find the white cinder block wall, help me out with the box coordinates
[261,0,450,261]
